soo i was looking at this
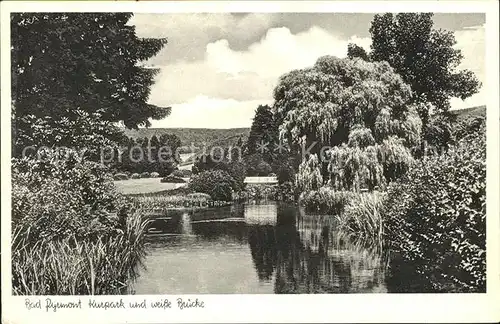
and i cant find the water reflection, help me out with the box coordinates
[133,202,389,294]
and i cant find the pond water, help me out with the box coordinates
[130,202,395,294]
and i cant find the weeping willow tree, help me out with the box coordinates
[273,56,422,191]
[296,154,323,192]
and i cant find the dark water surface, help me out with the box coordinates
[131,202,391,294]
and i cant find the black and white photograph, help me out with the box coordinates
[1,1,499,323]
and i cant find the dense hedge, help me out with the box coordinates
[160,175,186,183]
[382,126,486,292]
[172,169,192,178]
[189,170,235,201]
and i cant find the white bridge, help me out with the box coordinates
[243,176,278,184]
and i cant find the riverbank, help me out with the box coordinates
[11,157,150,295]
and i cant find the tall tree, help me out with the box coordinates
[273,56,422,190]
[347,43,369,61]
[367,13,480,122]
[245,104,278,161]
[11,13,170,154]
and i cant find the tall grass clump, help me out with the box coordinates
[12,210,148,295]
[299,186,352,214]
[11,156,149,295]
[336,191,385,249]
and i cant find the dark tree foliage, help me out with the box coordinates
[383,121,486,292]
[113,134,181,176]
[347,43,369,61]
[159,133,182,157]
[193,147,246,192]
[244,104,290,176]
[245,105,278,159]
[368,13,480,120]
[422,113,455,154]
[11,13,170,151]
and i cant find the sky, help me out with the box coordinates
[130,13,486,129]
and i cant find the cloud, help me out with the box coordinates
[143,20,484,128]
[149,96,270,128]
[205,26,371,78]
[450,24,485,109]
[148,61,275,106]
[129,13,276,63]
[148,26,371,106]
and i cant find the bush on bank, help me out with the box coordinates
[11,156,148,295]
[299,186,352,215]
[172,169,192,178]
[189,170,236,201]
[382,127,486,292]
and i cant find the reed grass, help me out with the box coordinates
[299,187,352,214]
[12,209,148,295]
[134,193,231,211]
[335,191,385,249]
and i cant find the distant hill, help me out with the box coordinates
[450,105,486,120]
[123,127,250,157]
[121,105,485,163]
[124,127,250,146]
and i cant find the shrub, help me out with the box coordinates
[160,175,186,183]
[171,169,183,177]
[256,161,272,176]
[226,161,246,192]
[113,173,129,181]
[275,181,296,201]
[172,169,192,178]
[150,172,160,178]
[299,186,352,214]
[130,173,140,179]
[382,129,486,292]
[11,156,148,294]
[189,170,235,201]
[337,191,385,247]
[12,157,126,242]
[277,162,295,184]
[193,153,245,191]
[453,114,486,141]
[140,172,151,178]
